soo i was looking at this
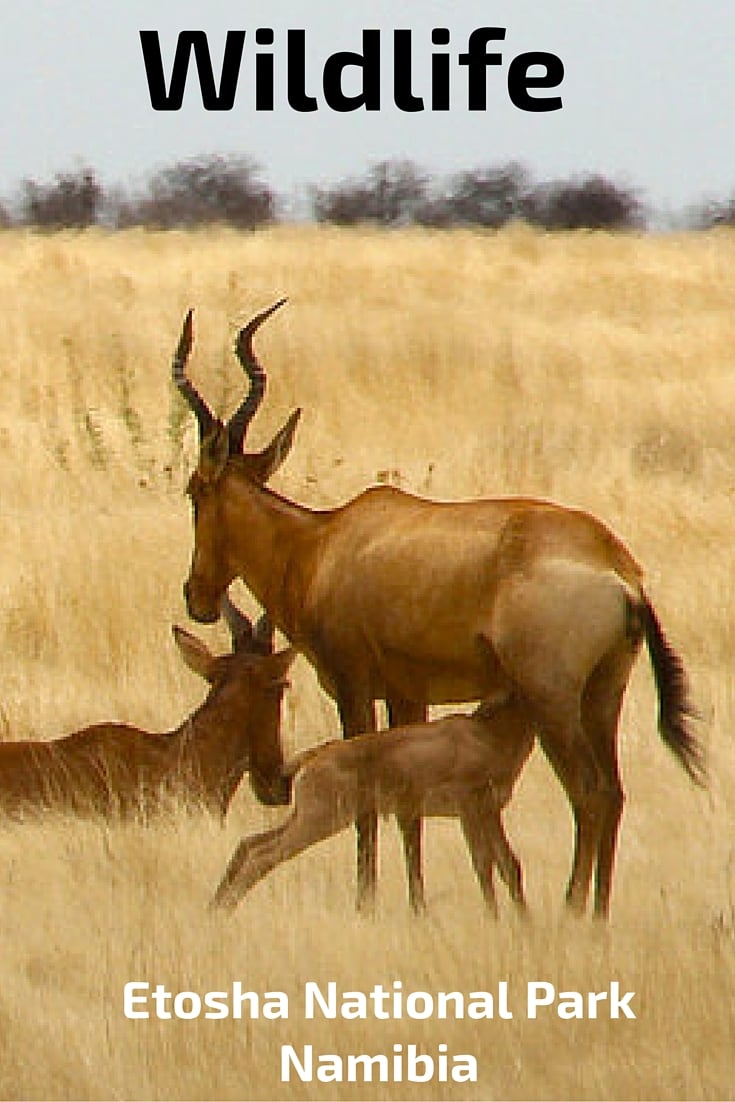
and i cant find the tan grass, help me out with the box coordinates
[0,224,732,1099]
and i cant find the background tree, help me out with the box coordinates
[115,155,275,230]
[521,174,644,230]
[688,195,735,229]
[21,167,103,229]
[311,159,429,226]
[416,162,529,228]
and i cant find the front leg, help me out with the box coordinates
[212,828,278,911]
[213,789,355,912]
[387,697,428,914]
[338,692,378,913]
[459,801,499,916]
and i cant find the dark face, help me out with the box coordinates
[184,470,235,624]
[213,648,295,806]
[181,411,300,624]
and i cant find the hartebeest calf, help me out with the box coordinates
[213,692,535,913]
[173,301,704,918]
[0,596,294,821]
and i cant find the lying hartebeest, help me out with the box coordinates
[173,301,704,918]
[213,692,535,913]
[0,596,294,821]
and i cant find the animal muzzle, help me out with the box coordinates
[249,771,292,807]
[183,580,221,624]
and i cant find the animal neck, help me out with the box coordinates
[225,471,321,634]
[170,691,251,815]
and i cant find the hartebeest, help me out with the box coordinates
[0,596,295,821]
[173,301,704,918]
[213,692,535,914]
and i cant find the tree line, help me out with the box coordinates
[2,155,732,232]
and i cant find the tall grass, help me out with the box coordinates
[0,224,732,1099]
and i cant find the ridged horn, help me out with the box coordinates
[251,612,275,656]
[220,592,254,652]
[220,593,275,657]
[229,298,288,453]
[172,309,215,440]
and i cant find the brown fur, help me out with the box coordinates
[175,304,703,918]
[0,600,295,822]
[213,693,535,913]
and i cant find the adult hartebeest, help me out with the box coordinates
[0,595,294,821]
[213,691,535,914]
[173,300,704,918]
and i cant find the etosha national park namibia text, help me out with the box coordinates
[124,980,636,1083]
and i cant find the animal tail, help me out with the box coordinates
[639,593,706,786]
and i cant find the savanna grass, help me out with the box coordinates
[0,224,731,1099]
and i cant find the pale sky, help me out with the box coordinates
[3,2,734,219]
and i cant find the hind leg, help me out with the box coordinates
[460,788,526,912]
[478,791,526,910]
[533,706,613,915]
[594,766,624,920]
[485,571,632,916]
[480,658,609,914]
[459,795,499,915]
[582,647,637,918]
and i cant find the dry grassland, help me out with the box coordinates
[0,224,732,1100]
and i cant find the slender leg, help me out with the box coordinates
[482,806,526,910]
[459,796,499,915]
[581,655,631,918]
[395,810,425,915]
[355,806,378,913]
[460,789,526,912]
[213,782,353,912]
[213,827,284,911]
[387,697,428,914]
[535,711,609,916]
[593,777,624,919]
[338,693,378,913]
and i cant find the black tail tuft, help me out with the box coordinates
[640,595,706,786]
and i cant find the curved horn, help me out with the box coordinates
[251,612,275,656]
[228,298,288,453]
[172,309,215,440]
[220,592,254,652]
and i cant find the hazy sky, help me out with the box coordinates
[3,2,734,218]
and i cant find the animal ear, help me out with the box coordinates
[266,646,297,689]
[245,408,301,484]
[198,422,231,484]
[172,626,217,682]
